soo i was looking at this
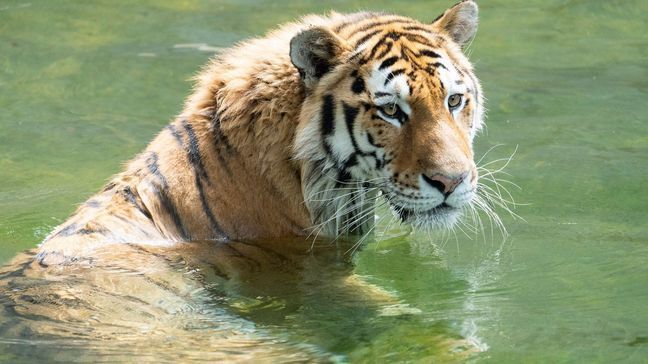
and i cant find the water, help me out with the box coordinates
[1,0,647,362]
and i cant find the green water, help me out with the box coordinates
[1,0,647,362]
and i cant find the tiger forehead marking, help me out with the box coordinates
[346,21,479,133]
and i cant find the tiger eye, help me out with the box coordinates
[448,94,463,109]
[383,103,397,116]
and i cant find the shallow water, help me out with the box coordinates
[1,0,647,362]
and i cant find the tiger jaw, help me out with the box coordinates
[381,182,476,227]
[394,203,461,228]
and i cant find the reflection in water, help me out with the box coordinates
[457,241,509,353]
[0,238,477,361]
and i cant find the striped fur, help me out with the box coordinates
[38,1,484,264]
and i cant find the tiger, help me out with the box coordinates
[35,0,483,266]
[1,1,488,360]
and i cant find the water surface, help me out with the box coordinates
[1,0,647,362]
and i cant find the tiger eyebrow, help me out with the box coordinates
[419,49,441,58]
[378,56,399,70]
[374,91,392,97]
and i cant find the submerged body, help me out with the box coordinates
[38,1,484,264]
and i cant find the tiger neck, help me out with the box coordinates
[301,159,377,239]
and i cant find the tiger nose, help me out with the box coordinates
[421,172,468,196]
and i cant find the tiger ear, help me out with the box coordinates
[431,0,479,47]
[290,27,347,88]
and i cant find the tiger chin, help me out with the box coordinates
[37,1,484,265]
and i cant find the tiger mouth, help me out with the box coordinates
[393,202,457,222]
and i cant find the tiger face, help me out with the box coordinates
[292,1,483,230]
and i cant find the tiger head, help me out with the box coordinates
[291,1,483,231]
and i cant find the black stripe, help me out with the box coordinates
[146,152,189,239]
[182,120,211,185]
[181,120,225,239]
[360,37,389,65]
[313,58,331,79]
[385,31,400,41]
[351,75,366,94]
[321,95,336,136]
[321,95,336,158]
[342,102,361,153]
[366,133,375,146]
[400,32,437,47]
[85,199,101,208]
[367,132,381,148]
[120,185,152,220]
[347,50,364,63]
[384,69,406,85]
[385,31,438,49]
[337,169,352,184]
[333,20,357,33]
[146,152,168,186]
[77,226,107,235]
[49,223,106,238]
[332,12,377,33]
[378,56,399,70]
[212,112,234,153]
[400,46,412,62]
[210,113,234,177]
[375,156,384,169]
[430,61,448,70]
[53,223,79,238]
[195,177,224,239]
[420,49,441,58]
[343,153,358,170]
[357,30,439,65]
[466,72,480,103]
[354,29,382,48]
[350,19,415,39]
[375,41,394,60]
[401,25,433,33]
[455,67,465,77]
[102,181,117,192]
[166,124,184,145]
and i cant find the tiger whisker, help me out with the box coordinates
[475,143,505,166]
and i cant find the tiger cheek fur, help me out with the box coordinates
[37,1,483,263]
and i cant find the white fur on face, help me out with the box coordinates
[367,63,412,126]
[435,51,484,138]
